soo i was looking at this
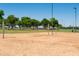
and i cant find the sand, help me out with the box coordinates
[0,32,79,56]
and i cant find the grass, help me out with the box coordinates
[56,29,79,32]
[55,29,73,32]
[0,29,52,33]
[0,29,79,33]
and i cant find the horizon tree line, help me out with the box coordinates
[0,9,62,30]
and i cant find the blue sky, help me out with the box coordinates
[53,3,79,27]
[0,3,52,20]
[0,3,79,27]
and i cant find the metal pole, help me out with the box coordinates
[51,3,53,35]
[2,19,5,39]
[74,7,77,32]
[52,3,53,18]
[48,24,50,35]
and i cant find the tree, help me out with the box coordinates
[41,18,49,29]
[21,17,31,29]
[0,10,4,19]
[15,17,19,25]
[0,10,4,26]
[58,24,63,29]
[15,19,23,30]
[18,20,23,29]
[4,19,8,26]
[7,15,18,29]
[31,19,40,30]
[50,18,59,28]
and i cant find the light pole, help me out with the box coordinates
[52,3,53,18]
[51,3,53,35]
[74,7,77,32]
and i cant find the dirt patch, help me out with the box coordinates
[0,32,79,55]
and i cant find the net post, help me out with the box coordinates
[2,19,5,39]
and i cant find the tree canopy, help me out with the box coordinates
[0,10,4,24]
[0,9,61,30]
